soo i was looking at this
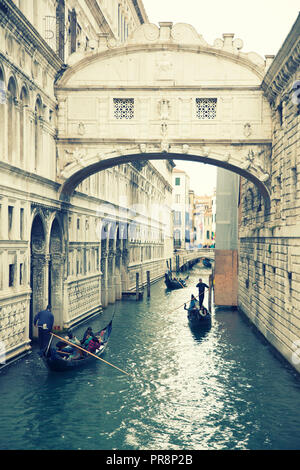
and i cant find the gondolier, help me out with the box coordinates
[34,304,54,354]
[196,278,209,308]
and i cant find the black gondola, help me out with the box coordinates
[164,271,188,289]
[184,302,212,328]
[202,258,212,268]
[187,309,211,327]
[42,320,112,372]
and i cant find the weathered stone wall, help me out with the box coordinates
[238,16,300,372]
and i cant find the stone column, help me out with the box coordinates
[121,248,129,292]
[101,253,109,307]
[115,249,122,300]
[108,251,116,304]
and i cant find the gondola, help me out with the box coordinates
[185,303,212,328]
[187,309,211,327]
[164,271,188,289]
[42,320,112,372]
[202,258,212,268]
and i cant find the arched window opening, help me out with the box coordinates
[7,76,17,163]
[34,97,43,172]
[19,86,29,167]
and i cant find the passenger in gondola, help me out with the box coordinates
[189,294,198,310]
[82,333,93,349]
[184,295,198,318]
[81,327,93,344]
[201,306,208,316]
[87,335,101,354]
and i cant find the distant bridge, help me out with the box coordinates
[169,248,215,272]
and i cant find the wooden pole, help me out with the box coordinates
[168,294,200,314]
[147,270,150,298]
[208,274,212,312]
[136,272,139,301]
[49,332,130,376]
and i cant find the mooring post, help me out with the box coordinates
[208,274,212,311]
[147,270,150,298]
[136,272,139,301]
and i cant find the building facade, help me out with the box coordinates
[0,0,174,363]
[193,194,215,248]
[172,168,191,249]
[214,168,239,306]
[238,14,300,372]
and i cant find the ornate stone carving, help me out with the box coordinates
[77,122,85,135]
[59,148,87,175]
[156,52,174,80]
[158,98,171,120]
[0,301,27,350]
[160,140,170,153]
[244,122,252,137]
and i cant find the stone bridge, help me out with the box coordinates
[55,21,273,212]
[170,248,215,272]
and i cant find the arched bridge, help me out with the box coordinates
[55,22,272,211]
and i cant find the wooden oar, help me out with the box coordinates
[168,294,200,314]
[168,288,209,314]
[49,332,130,376]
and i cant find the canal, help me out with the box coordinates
[0,264,300,450]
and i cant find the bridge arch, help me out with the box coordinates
[55,21,273,213]
[58,149,271,213]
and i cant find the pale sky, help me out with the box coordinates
[142,0,300,195]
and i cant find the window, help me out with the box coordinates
[175,177,180,186]
[175,194,180,203]
[174,211,181,225]
[113,98,134,120]
[20,263,24,285]
[9,264,15,287]
[8,206,13,238]
[20,208,24,240]
[196,98,217,120]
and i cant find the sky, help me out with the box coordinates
[142,0,300,195]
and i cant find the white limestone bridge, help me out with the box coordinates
[55,22,273,213]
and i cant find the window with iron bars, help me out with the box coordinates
[113,98,134,120]
[196,98,217,120]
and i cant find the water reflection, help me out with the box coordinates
[189,323,212,343]
[0,265,300,450]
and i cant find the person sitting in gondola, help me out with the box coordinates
[57,331,80,354]
[189,295,198,309]
[87,335,101,354]
[199,306,208,317]
[81,327,93,344]
[184,295,198,317]
[82,332,93,349]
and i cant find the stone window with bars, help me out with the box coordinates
[113,98,134,120]
[196,98,217,120]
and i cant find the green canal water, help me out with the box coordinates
[0,264,300,450]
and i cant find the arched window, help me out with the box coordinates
[19,86,29,167]
[7,76,17,163]
[34,96,43,172]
